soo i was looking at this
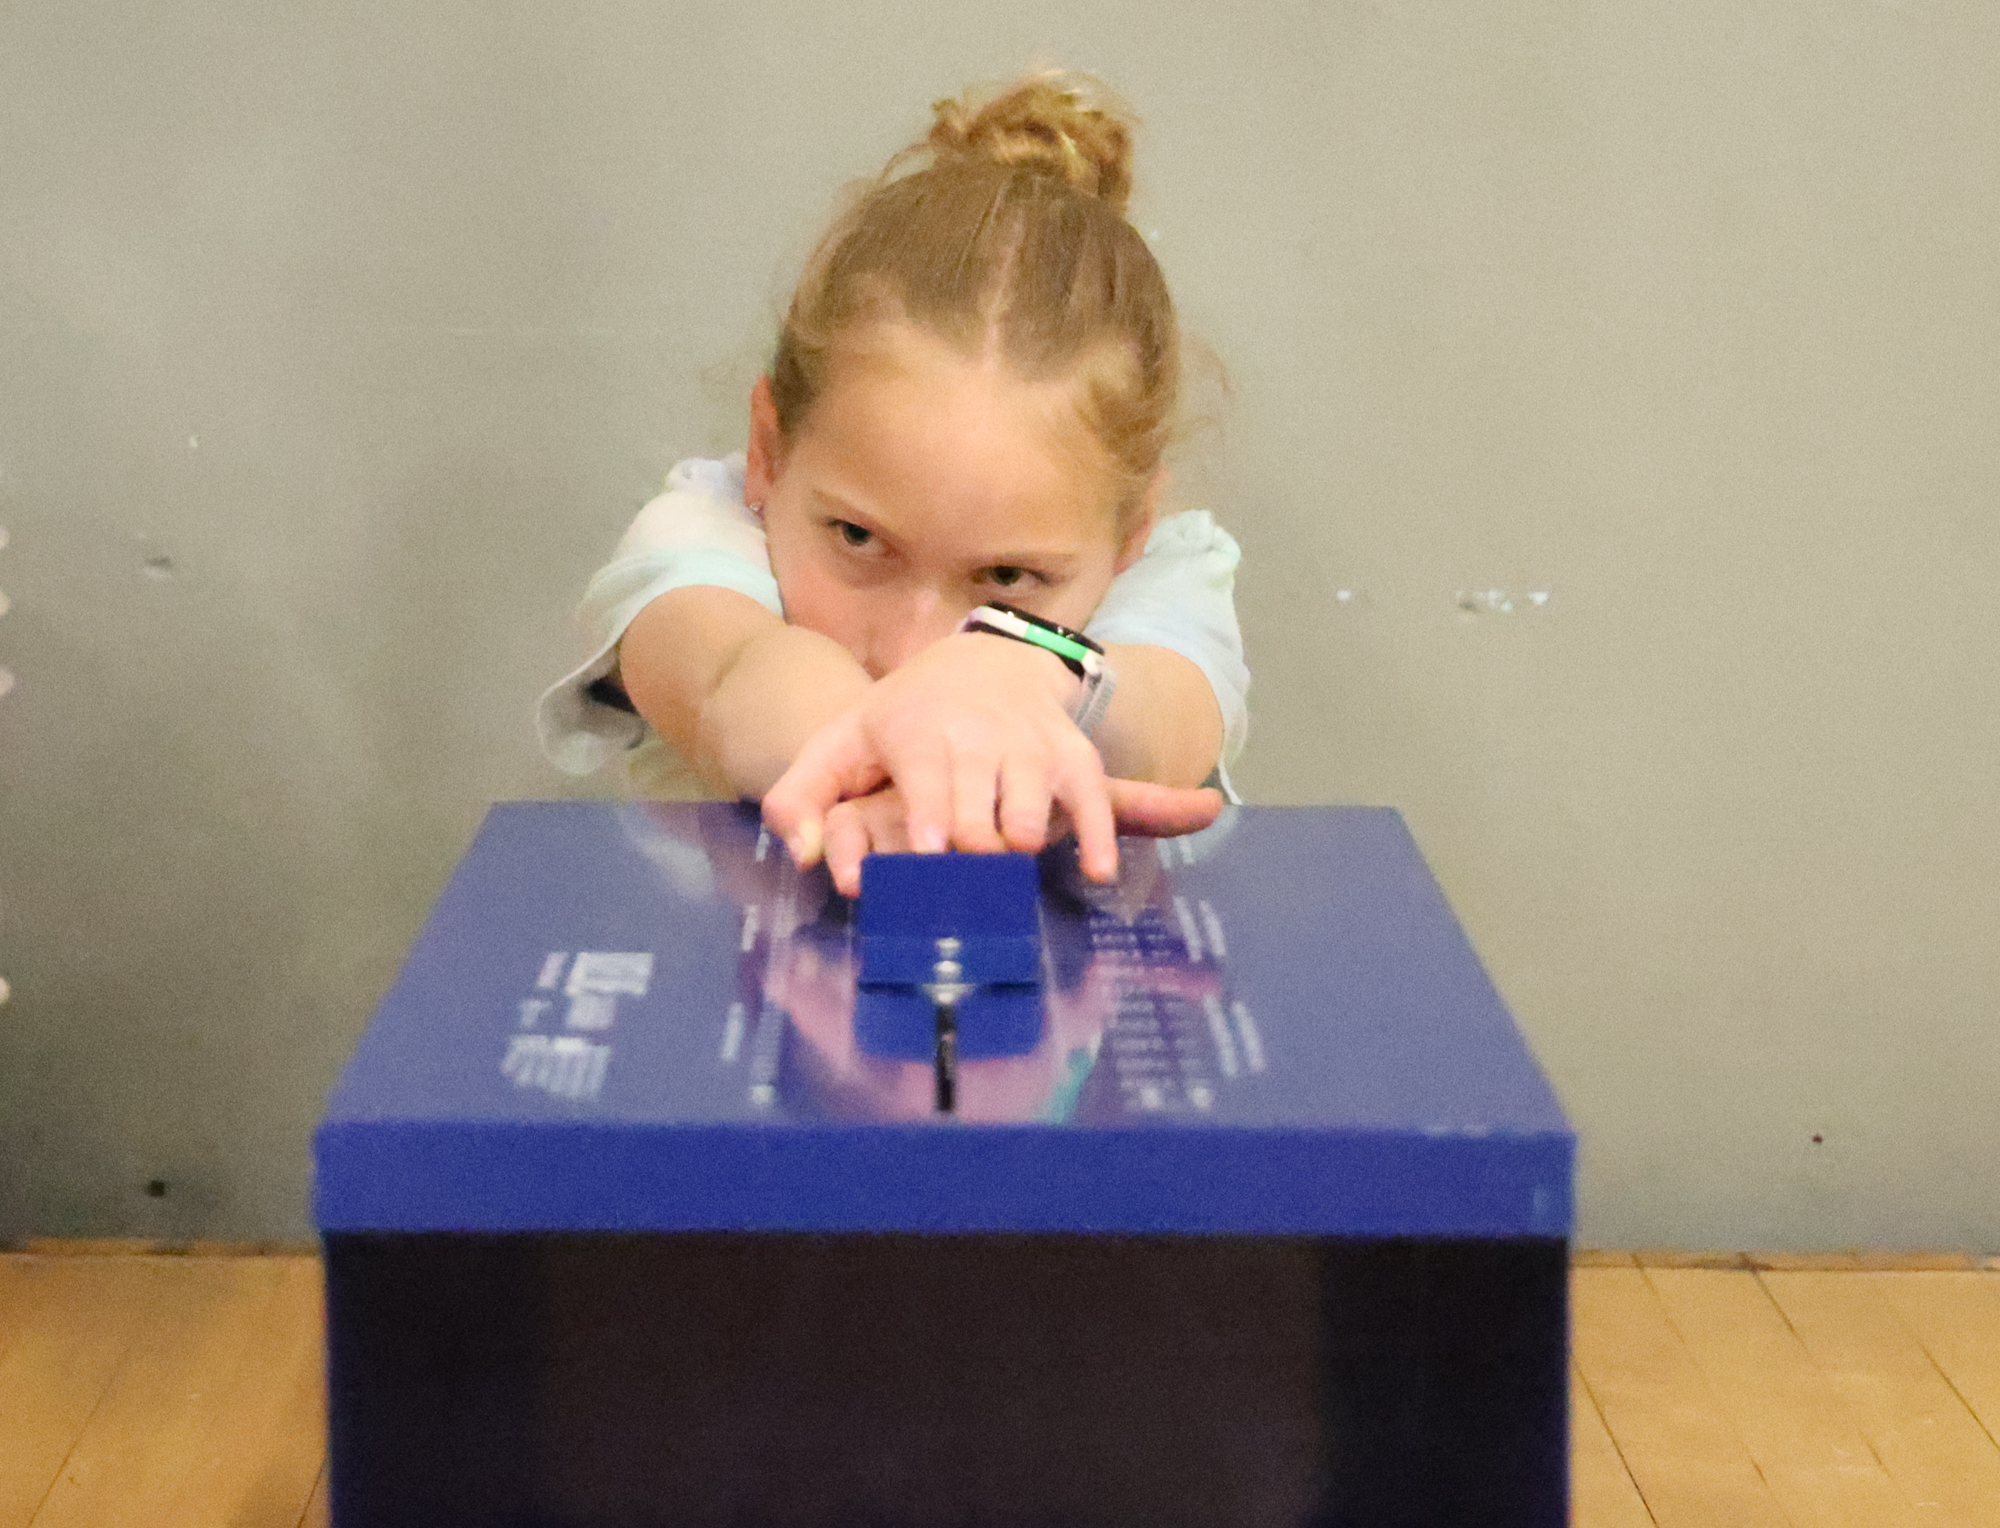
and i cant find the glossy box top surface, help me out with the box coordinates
[316,802,1572,1236]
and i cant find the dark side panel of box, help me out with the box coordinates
[324,1230,1567,1528]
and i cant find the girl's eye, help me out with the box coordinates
[834,520,874,548]
[986,566,1028,588]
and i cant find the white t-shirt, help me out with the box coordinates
[537,455,1250,797]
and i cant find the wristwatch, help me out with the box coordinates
[959,602,1118,736]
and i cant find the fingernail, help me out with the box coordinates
[789,821,822,866]
[914,824,947,854]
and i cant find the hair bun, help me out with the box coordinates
[925,71,1136,215]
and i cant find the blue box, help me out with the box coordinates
[317,802,1574,1526]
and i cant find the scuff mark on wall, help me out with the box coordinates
[1456,588,1552,617]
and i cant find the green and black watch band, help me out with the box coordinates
[960,601,1118,736]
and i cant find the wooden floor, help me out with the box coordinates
[0,1250,327,1528]
[2,1249,1998,1526]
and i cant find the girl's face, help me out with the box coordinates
[745,322,1153,679]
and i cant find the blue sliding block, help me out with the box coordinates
[854,848,1042,987]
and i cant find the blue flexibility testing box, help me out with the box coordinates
[316,802,1575,1528]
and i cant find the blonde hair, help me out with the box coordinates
[770,71,1179,525]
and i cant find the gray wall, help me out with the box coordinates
[2,0,1995,1249]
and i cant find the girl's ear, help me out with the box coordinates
[745,375,784,509]
[1112,470,1167,573]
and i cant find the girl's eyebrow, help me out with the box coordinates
[809,487,882,525]
[983,550,1081,575]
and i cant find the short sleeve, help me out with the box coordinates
[536,455,782,775]
[1083,510,1250,770]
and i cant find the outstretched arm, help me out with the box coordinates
[620,584,1223,886]
[616,585,873,799]
[1090,643,1225,789]
[618,577,1226,893]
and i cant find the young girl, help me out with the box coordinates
[539,71,1248,895]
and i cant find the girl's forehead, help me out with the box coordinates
[798,325,1123,551]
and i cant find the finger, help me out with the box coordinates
[823,801,873,899]
[763,760,835,869]
[996,749,1054,854]
[1048,741,1118,883]
[882,732,954,855]
[859,793,913,856]
[774,811,823,872]
[762,719,884,866]
[1105,780,1225,838]
[948,738,1006,854]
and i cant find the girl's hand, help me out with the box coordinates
[764,629,1109,872]
[761,631,1221,889]
[811,779,1224,898]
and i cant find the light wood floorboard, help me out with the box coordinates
[150,1258,327,1528]
[28,1256,289,1528]
[3,1250,1998,1526]
[1762,1270,2000,1527]
[1867,1272,2000,1450]
[0,1255,324,1528]
[1645,1267,1917,1527]
[298,1463,329,1528]
[0,1258,169,1528]
[1570,1363,1656,1528]
[1572,1265,1793,1527]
